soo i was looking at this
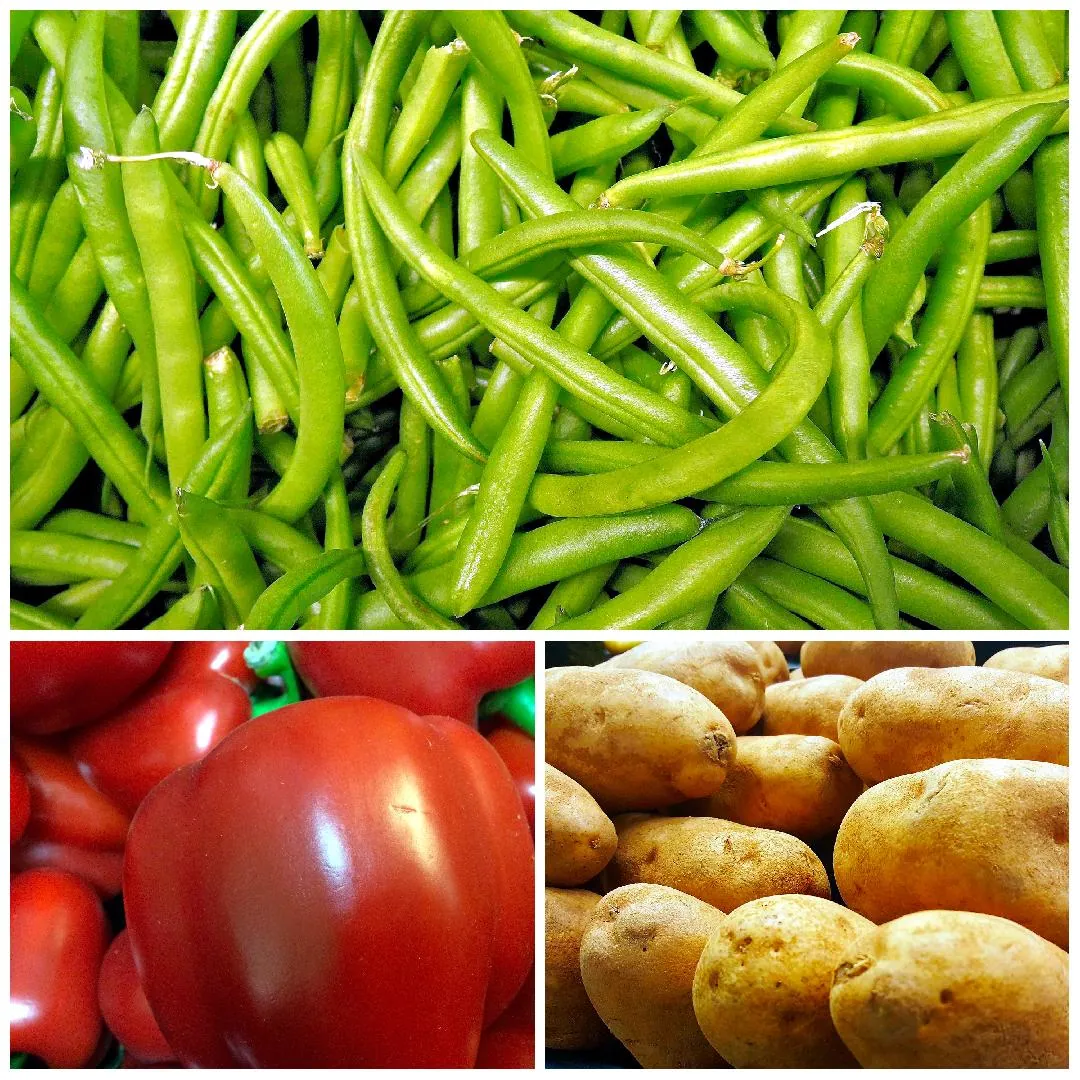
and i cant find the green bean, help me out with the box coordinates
[189,10,313,216]
[868,204,991,454]
[361,451,457,628]
[204,347,254,503]
[264,131,324,258]
[996,11,1062,92]
[550,101,680,179]
[356,146,707,448]
[944,10,1022,99]
[27,181,84,303]
[11,602,76,631]
[1002,348,1058,440]
[972,275,1045,310]
[388,397,431,557]
[766,516,1023,630]
[910,13,950,74]
[719,581,812,631]
[121,109,206,489]
[1032,135,1068,395]
[869,491,1067,629]
[928,413,1003,539]
[530,563,617,630]
[955,313,998,470]
[689,11,774,74]
[12,530,133,587]
[146,585,223,630]
[343,11,484,463]
[1042,443,1069,568]
[741,557,876,629]
[267,28,308,143]
[42,509,146,548]
[528,283,832,516]
[303,11,356,167]
[385,38,470,187]
[601,89,1068,208]
[558,506,790,630]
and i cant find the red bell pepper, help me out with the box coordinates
[289,642,534,726]
[486,724,535,834]
[10,868,110,1068]
[69,673,251,817]
[13,735,129,850]
[11,642,172,735]
[475,969,535,1068]
[11,839,125,898]
[124,695,533,1067]
[11,754,30,844]
[98,930,175,1065]
[156,640,258,692]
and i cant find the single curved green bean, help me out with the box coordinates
[302,11,356,167]
[944,10,1022,100]
[264,131,324,258]
[690,11,774,74]
[955,313,998,470]
[246,548,367,631]
[12,530,133,586]
[147,585,223,630]
[601,89,1068,208]
[558,506,790,630]
[12,602,76,631]
[741,557,876,629]
[361,451,458,629]
[1032,135,1068,395]
[527,283,832,516]
[529,562,616,630]
[719,580,812,630]
[41,509,145,548]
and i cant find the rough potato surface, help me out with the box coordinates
[837,666,1068,783]
[685,735,863,840]
[545,666,735,812]
[545,888,609,1050]
[580,884,725,1068]
[801,640,975,680]
[985,644,1068,683]
[608,816,830,911]
[830,910,1069,1068]
[834,758,1069,948]
[545,764,618,887]
[599,641,765,733]
[693,895,873,1068]
[762,674,862,741]
[748,640,790,686]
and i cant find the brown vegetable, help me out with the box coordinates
[545,888,609,1050]
[984,644,1068,683]
[800,640,975,680]
[545,764,617,887]
[762,674,863,741]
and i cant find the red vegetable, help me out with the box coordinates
[475,969,535,1068]
[157,641,257,692]
[13,735,129,850]
[289,642,534,725]
[11,755,30,844]
[10,868,109,1068]
[98,931,175,1065]
[11,840,124,898]
[11,642,172,735]
[124,696,533,1067]
[70,673,251,817]
[486,724,535,834]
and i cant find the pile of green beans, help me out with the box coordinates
[9,10,1069,631]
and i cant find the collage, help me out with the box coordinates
[7,7,1071,1073]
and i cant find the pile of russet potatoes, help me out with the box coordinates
[545,640,1068,1069]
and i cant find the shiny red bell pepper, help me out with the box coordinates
[69,673,251,816]
[289,642,534,726]
[99,931,175,1065]
[11,642,172,735]
[10,868,110,1068]
[11,840,124,898]
[156,640,257,692]
[475,969,535,1068]
[11,754,30,844]
[13,735,129,849]
[124,695,534,1067]
[486,724,535,834]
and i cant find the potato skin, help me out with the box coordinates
[837,666,1068,783]
[684,735,863,840]
[834,758,1069,948]
[762,674,863,741]
[545,666,735,812]
[545,889,610,1050]
[579,884,725,1068]
[693,895,873,1068]
[598,641,765,733]
[545,765,618,887]
[985,644,1068,683]
[801,640,975,680]
[748,640,789,686]
[608,816,830,911]
[830,910,1069,1068]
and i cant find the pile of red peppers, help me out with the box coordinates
[10,641,536,1068]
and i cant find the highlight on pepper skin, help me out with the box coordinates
[544,638,1068,1069]
[9,640,536,1069]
